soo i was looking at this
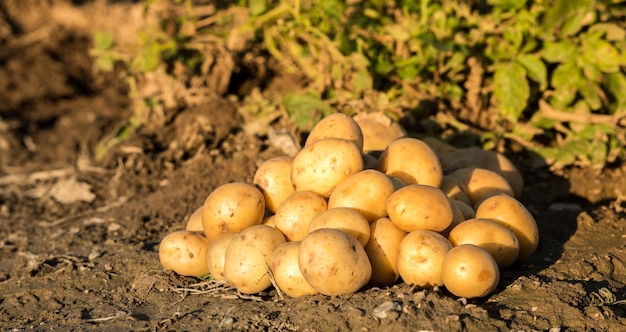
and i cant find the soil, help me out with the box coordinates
[1,1,625,331]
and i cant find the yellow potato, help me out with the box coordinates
[299,228,372,296]
[441,244,500,298]
[397,230,452,288]
[365,218,407,286]
[447,167,514,208]
[292,138,364,197]
[268,242,319,298]
[206,232,237,281]
[386,184,454,232]
[305,113,364,152]
[274,191,328,242]
[307,207,371,247]
[184,206,204,232]
[223,225,286,294]
[328,169,395,223]
[352,112,406,153]
[475,194,539,265]
[448,218,520,269]
[440,175,471,206]
[261,214,276,228]
[438,147,524,197]
[440,200,467,238]
[159,231,212,277]
[253,156,295,213]
[201,182,265,241]
[377,137,443,188]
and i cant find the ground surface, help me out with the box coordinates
[1,1,625,331]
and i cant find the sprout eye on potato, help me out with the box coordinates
[159,112,541,301]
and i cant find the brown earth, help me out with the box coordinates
[1,1,625,331]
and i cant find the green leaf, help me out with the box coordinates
[516,54,547,89]
[605,72,626,113]
[282,93,333,131]
[249,0,267,16]
[541,41,577,63]
[582,38,621,73]
[589,23,626,41]
[493,62,529,123]
[487,0,527,11]
[541,0,590,36]
[561,10,595,37]
[550,61,581,89]
[94,31,115,51]
[578,81,603,110]
[96,56,115,72]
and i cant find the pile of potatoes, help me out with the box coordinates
[159,113,539,299]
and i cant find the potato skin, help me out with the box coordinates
[307,207,371,247]
[254,156,295,213]
[448,218,520,269]
[397,230,452,288]
[292,138,364,197]
[274,191,328,242]
[268,242,319,298]
[202,182,265,241]
[439,147,523,197]
[299,228,372,296]
[386,184,454,232]
[206,232,237,281]
[185,206,204,232]
[365,218,407,286]
[353,112,406,153]
[328,169,395,223]
[159,231,212,277]
[442,244,500,299]
[377,137,443,188]
[223,225,286,294]
[475,194,539,265]
[305,113,364,152]
[447,167,514,208]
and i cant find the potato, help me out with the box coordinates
[292,138,364,197]
[159,231,211,277]
[299,228,372,296]
[202,182,265,241]
[328,169,395,223]
[305,113,364,152]
[438,147,524,197]
[365,218,407,286]
[386,184,454,232]
[223,225,286,294]
[262,214,276,228]
[307,207,371,247]
[397,230,452,288]
[377,137,443,188]
[185,206,204,232]
[440,200,467,237]
[447,167,514,208]
[475,194,539,265]
[420,137,456,155]
[268,242,319,298]
[253,156,295,213]
[440,175,471,206]
[206,233,237,281]
[353,112,406,153]
[441,244,500,298]
[448,218,520,269]
[274,191,328,242]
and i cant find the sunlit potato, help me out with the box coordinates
[475,194,539,265]
[305,113,364,153]
[253,156,295,213]
[201,182,265,241]
[328,169,396,223]
[268,242,319,298]
[442,244,500,299]
[223,225,286,294]
[159,230,211,277]
[447,167,514,208]
[274,191,328,242]
[307,207,371,247]
[292,138,364,198]
[365,218,407,286]
[386,184,454,233]
[397,230,452,288]
[352,112,406,153]
[377,137,443,188]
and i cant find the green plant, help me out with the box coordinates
[92,0,626,169]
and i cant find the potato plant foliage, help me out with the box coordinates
[93,0,626,169]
